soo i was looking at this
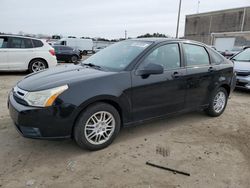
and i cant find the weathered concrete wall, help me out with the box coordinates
[244,7,250,31]
[184,7,250,45]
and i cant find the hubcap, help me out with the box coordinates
[213,91,226,113]
[31,61,46,72]
[71,56,77,63]
[84,111,115,145]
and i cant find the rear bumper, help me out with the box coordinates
[8,92,75,139]
[47,55,58,68]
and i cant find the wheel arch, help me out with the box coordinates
[219,83,231,96]
[28,58,48,69]
[71,96,125,138]
[72,54,80,58]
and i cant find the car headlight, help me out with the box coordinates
[23,85,68,107]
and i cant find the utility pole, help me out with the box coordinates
[125,30,127,39]
[176,0,182,38]
[197,0,200,13]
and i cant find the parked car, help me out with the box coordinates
[220,46,248,59]
[93,46,106,53]
[55,38,93,55]
[8,38,235,150]
[53,45,81,63]
[231,48,250,89]
[0,35,57,72]
[243,46,250,50]
[207,45,217,51]
[220,49,238,59]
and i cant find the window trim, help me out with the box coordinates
[136,42,183,72]
[0,36,8,49]
[182,42,211,68]
[207,47,225,65]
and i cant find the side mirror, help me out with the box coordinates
[137,63,164,76]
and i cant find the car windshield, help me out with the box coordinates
[232,48,250,62]
[82,40,152,71]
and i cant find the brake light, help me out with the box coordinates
[49,49,55,56]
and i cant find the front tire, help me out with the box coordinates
[205,87,228,117]
[74,103,121,150]
[71,55,78,63]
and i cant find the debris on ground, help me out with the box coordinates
[146,161,190,176]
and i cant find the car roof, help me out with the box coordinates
[131,37,206,46]
[52,45,72,48]
[0,34,42,40]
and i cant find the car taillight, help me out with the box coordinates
[49,49,55,56]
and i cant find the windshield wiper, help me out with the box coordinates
[82,63,102,70]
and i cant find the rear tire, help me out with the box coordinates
[205,87,228,117]
[28,59,48,73]
[74,103,121,151]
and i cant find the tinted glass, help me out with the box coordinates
[82,40,152,71]
[53,46,59,50]
[62,46,72,51]
[183,44,210,66]
[208,48,224,64]
[141,43,180,70]
[24,38,33,48]
[0,37,8,48]
[32,39,43,47]
[8,37,25,48]
[53,46,59,52]
[232,48,250,62]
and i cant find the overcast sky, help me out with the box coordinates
[0,0,249,39]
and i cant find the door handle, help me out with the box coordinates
[172,71,182,79]
[208,67,215,72]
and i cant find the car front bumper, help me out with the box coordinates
[8,92,76,139]
[235,75,250,89]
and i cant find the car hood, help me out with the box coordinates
[234,61,250,72]
[17,64,115,91]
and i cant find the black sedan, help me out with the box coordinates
[53,45,81,63]
[8,38,235,150]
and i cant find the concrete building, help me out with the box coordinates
[184,6,250,51]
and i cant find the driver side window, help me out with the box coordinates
[140,43,181,70]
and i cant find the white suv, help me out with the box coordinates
[0,35,57,73]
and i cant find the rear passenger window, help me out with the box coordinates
[23,38,33,48]
[8,37,25,48]
[183,44,210,66]
[32,39,43,48]
[64,46,72,50]
[207,48,224,64]
[53,46,59,51]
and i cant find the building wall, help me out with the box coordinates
[184,7,250,45]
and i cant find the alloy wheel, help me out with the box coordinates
[84,111,115,145]
[213,91,226,113]
[31,61,46,72]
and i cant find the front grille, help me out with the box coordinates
[236,71,250,77]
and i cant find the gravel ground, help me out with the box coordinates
[0,65,250,188]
